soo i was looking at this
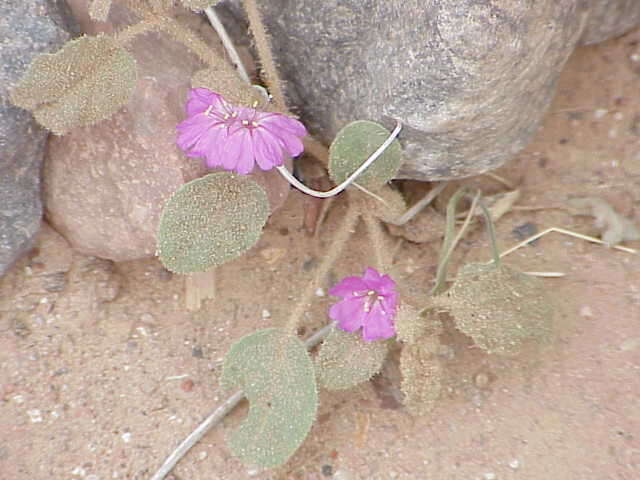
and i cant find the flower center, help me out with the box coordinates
[355,290,387,314]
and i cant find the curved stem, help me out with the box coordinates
[149,323,334,480]
[277,122,402,198]
[475,196,501,266]
[430,187,477,296]
[285,204,361,333]
[204,6,251,84]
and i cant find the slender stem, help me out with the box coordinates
[149,323,334,480]
[490,226,638,262]
[114,18,162,45]
[242,0,288,110]
[363,214,391,272]
[430,188,476,296]
[285,205,361,333]
[475,196,501,266]
[390,182,447,226]
[204,6,251,83]
[157,16,236,73]
[277,122,402,198]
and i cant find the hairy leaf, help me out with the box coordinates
[329,120,403,189]
[157,172,269,273]
[433,263,554,355]
[221,328,318,468]
[317,327,389,390]
[400,337,442,415]
[10,35,136,135]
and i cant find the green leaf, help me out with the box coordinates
[221,328,318,468]
[328,120,403,190]
[400,337,442,415]
[316,327,389,390]
[432,263,554,355]
[10,34,136,135]
[157,172,269,273]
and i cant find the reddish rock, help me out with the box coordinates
[45,2,289,261]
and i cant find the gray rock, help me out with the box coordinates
[223,0,640,181]
[0,0,77,276]
[581,0,640,45]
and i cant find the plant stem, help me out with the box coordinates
[204,6,251,83]
[149,323,334,480]
[276,122,402,198]
[157,16,237,74]
[114,18,163,45]
[430,188,479,296]
[363,214,391,272]
[242,0,288,110]
[285,205,361,333]
[475,196,501,266]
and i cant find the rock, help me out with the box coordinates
[0,0,77,276]
[223,0,640,181]
[44,2,289,262]
[581,0,640,45]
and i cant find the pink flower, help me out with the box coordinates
[328,267,398,342]
[176,88,308,175]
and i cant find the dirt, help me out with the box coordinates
[2,27,640,480]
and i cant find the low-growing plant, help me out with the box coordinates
[11,1,568,477]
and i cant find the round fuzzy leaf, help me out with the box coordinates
[221,329,318,469]
[329,120,403,189]
[316,327,389,390]
[10,34,136,135]
[157,172,269,273]
[433,264,554,355]
[400,337,442,415]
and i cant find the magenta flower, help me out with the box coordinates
[176,88,308,175]
[328,267,399,342]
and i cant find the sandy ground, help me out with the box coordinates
[1,27,640,480]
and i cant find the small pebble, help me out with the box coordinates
[261,309,271,319]
[315,288,325,297]
[474,372,490,389]
[192,346,204,358]
[579,305,594,317]
[181,379,195,392]
[593,108,608,120]
[321,464,333,477]
[483,473,496,480]
[509,459,520,470]
[121,432,132,443]
[27,409,43,423]
[198,451,208,461]
[620,337,640,352]
[512,222,538,242]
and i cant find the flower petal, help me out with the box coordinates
[185,88,222,116]
[260,113,308,138]
[329,297,367,332]
[252,128,285,170]
[329,275,368,298]
[233,130,256,175]
[361,302,396,341]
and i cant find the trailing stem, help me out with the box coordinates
[242,0,288,110]
[284,205,361,333]
[363,213,392,273]
[430,188,480,296]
